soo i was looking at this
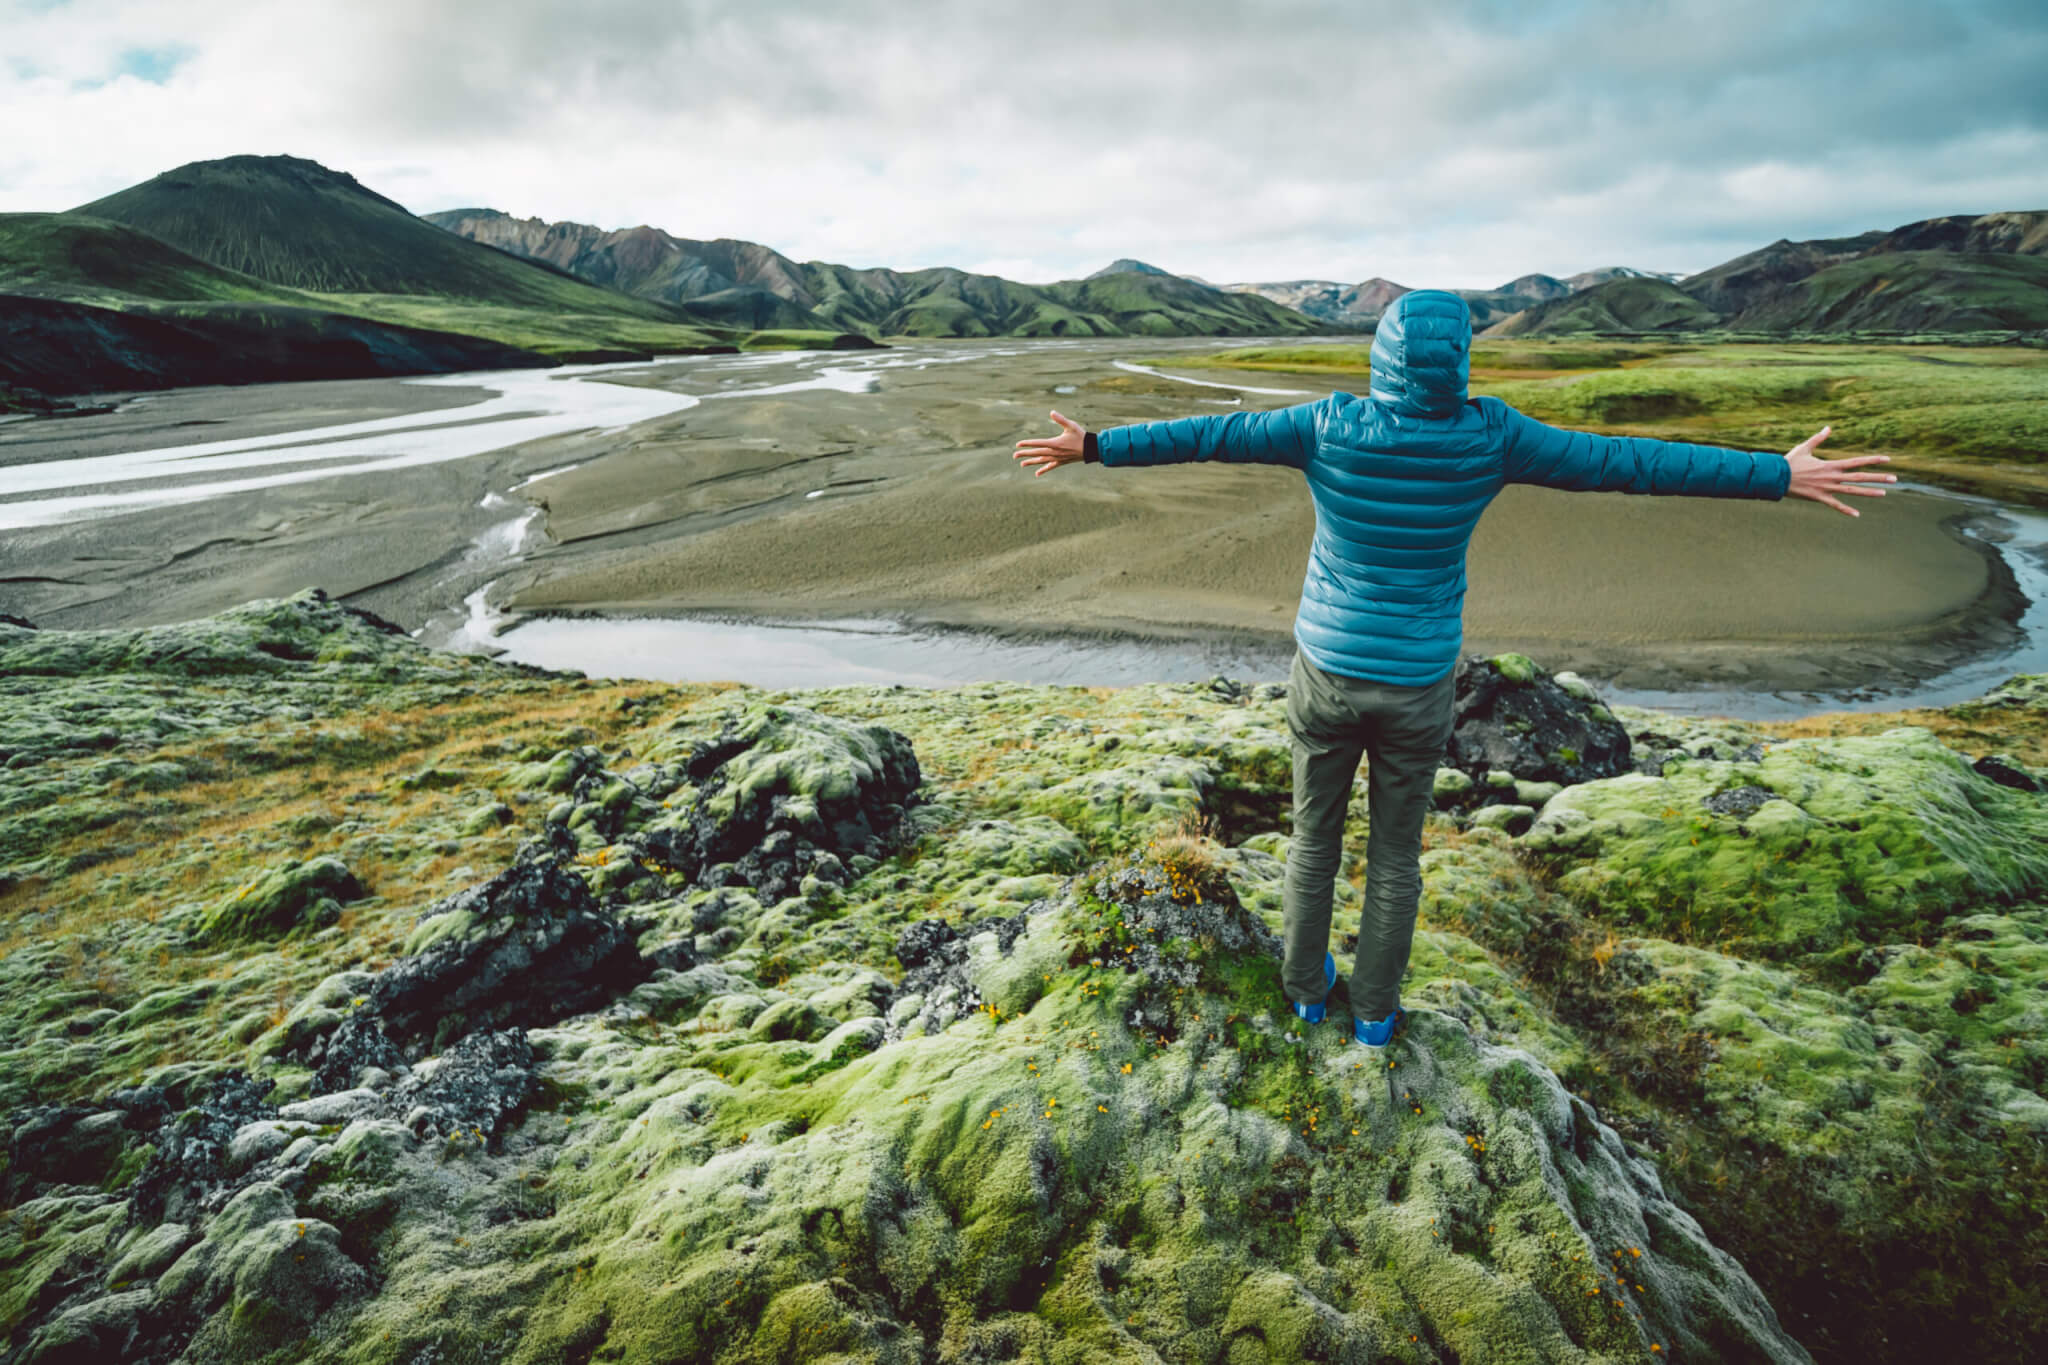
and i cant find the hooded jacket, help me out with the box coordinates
[1086,289,1791,686]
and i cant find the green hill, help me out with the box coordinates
[1727,251,2048,333]
[75,156,683,318]
[0,160,866,382]
[0,212,320,309]
[1498,211,2048,337]
[1483,277,1722,336]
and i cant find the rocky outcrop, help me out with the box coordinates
[6,594,2045,1364]
[1445,652,1633,787]
[635,701,924,904]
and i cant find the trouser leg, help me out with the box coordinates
[1281,651,1365,1005]
[1349,668,1455,1019]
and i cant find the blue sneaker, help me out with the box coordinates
[1291,952,1338,1024]
[1353,1005,1410,1048]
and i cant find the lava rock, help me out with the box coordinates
[1445,653,1631,791]
[125,1071,278,1227]
[1703,784,1780,818]
[639,702,923,904]
[353,835,653,1057]
[305,1011,410,1097]
[1,1103,143,1204]
[386,1027,537,1143]
[1973,753,2040,792]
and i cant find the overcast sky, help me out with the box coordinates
[4,0,2045,288]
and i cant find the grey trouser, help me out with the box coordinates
[1281,647,1455,1019]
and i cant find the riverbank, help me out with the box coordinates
[0,338,2034,705]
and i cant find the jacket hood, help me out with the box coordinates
[1368,289,1471,418]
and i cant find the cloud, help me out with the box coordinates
[1,0,2044,287]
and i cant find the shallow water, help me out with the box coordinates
[485,487,2048,722]
[0,345,1030,531]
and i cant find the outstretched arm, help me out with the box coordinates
[1495,404,1894,513]
[1012,400,1322,477]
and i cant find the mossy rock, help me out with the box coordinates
[1518,728,2048,953]
[195,856,364,942]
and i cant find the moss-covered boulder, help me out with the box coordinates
[636,701,923,903]
[1518,726,2048,954]
[1446,652,1632,793]
[193,856,363,943]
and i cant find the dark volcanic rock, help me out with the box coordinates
[640,702,923,904]
[1703,784,1779,817]
[1,1093,163,1205]
[345,832,653,1058]
[1445,653,1631,789]
[384,1027,537,1143]
[1973,753,2040,792]
[307,1011,410,1096]
[125,1072,277,1226]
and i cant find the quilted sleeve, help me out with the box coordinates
[1096,397,1323,470]
[1495,402,1790,500]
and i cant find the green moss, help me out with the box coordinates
[1491,652,1539,684]
[194,855,363,942]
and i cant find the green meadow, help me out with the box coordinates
[1154,341,2048,498]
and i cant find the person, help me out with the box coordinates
[1010,288,1895,1048]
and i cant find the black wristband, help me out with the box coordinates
[1083,430,1100,463]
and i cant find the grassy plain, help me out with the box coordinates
[1151,341,2048,503]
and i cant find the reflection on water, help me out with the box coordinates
[492,613,1296,690]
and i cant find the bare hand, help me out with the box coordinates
[1013,410,1087,477]
[1784,426,1894,517]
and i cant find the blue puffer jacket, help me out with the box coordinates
[1094,290,1792,686]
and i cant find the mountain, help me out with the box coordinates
[1218,277,1406,327]
[1500,273,1572,301]
[0,212,555,393]
[428,211,1335,339]
[1563,265,1686,292]
[1675,231,1887,316]
[30,156,829,368]
[1483,278,1722,336]
[1221,271,1608,332]
[73,156,709,329]
[1490,210,2048,336]
[1085,258,1188,281]
[1862,210,2048,256]
[422,208,821,330]
[1724,251,2048,332]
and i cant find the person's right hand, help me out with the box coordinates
[1784,426,1895,517]
[1013,410,1088,477]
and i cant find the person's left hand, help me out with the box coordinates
[1013,410,1088,477]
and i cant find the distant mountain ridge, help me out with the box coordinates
[1218,268,1659,331]
[1490,210,2048,336]
[425,214,1335,340]
[4,150,2042,403]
